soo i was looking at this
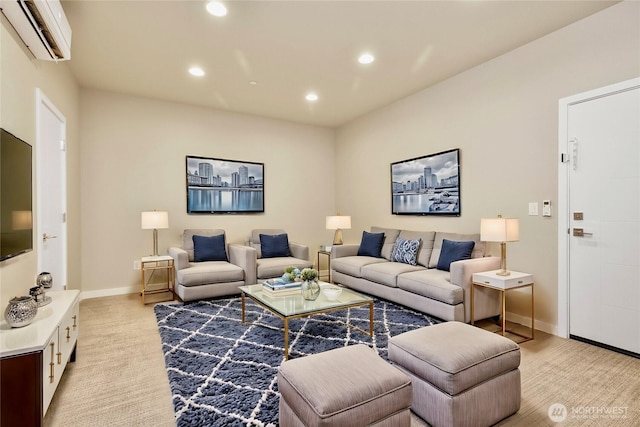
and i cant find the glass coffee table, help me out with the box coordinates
[239,283,374,360]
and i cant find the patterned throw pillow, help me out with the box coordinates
[391,237,421,265]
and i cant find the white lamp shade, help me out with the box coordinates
[481,217,519,242]
[326,215,351,230]
[141,211,169,229]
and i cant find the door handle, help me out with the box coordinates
[573,228,593,237]
[43,233,58,241]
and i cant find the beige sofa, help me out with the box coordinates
[331,226,501,322]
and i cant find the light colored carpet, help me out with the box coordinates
[44,294,640,427]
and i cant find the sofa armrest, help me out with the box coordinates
[228,244,257,285]
[450,256,501,322]
[168,247,189,271]
[331,244,359,259]
[289,242,309,261]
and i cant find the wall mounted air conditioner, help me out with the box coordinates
[1,0,71,61]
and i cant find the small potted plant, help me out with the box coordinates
[300,268,320,300]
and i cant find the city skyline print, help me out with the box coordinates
[391,148,461,216]
[186,155,264,214]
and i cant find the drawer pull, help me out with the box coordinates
[49,342,55,383]
[57,351,62,364]
[66,326,71,342]
[72,315,77,329]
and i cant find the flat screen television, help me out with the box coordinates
[1,128,33,261]
[391,148,460,216]
[186,155,264,214]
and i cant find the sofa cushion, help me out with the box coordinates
[257,256,312,280]
[193,234,228,262]
[429,232,485,268]
[260,233,291,258]
[391,237,421,265]
[361,261,424,288]
[357,231,385,257]
[331,256,388,278]
[397,269,464,305]
[178,261,244,287]
[398,230,436,267]
[436,239,475,272]
[370,227,401,260]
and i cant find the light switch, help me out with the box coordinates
[528,202,539,216]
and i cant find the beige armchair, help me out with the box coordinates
[249,229,312,281]
[169,229,256,301]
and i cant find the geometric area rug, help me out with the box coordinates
[154,296,441,426]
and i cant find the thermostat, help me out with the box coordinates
[542,200,551,217]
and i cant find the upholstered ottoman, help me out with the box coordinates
[277,344,413,426]
[388,322,521,427]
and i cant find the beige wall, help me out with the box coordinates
[2,2,638,335]
[335,1,640,333]
[0,19,81,309]
[79,90,335,296]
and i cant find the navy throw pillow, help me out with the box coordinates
[357,231,385,258]
[436,239,475,271]
[193,234,228,262]
[260,233,291,258]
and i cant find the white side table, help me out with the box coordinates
[471,270,534,342]
[141,255,175,304]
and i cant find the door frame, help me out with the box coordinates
[35,88,68,288]
[557,77,640,338]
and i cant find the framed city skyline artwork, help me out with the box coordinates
[390,148,460,216]
[186,155,264,214]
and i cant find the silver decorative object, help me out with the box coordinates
[37,272,53,288]
[4,296,38,328]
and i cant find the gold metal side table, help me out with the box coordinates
[471,270,534,342]
[140,255,175,304]
[317,249,331,282]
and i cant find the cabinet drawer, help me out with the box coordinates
[59,301,79,366]
[42,333,58,413]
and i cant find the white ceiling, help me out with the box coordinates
[62,1,618,128]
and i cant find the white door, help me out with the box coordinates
[36,89,67,291]
[563,79,640,355]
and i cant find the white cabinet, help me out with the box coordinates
[1,290,80,426]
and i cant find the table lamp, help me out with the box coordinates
[480,215,519,276]
[141,210,169,256]
[326,215,351,245]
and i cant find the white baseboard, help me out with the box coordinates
[506,311,557,336]
[80,286,137,301]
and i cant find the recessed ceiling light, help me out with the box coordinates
[206,1,227,17]
[189,66,205,77]
[358,53,375,64]
[305,93,318,102]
